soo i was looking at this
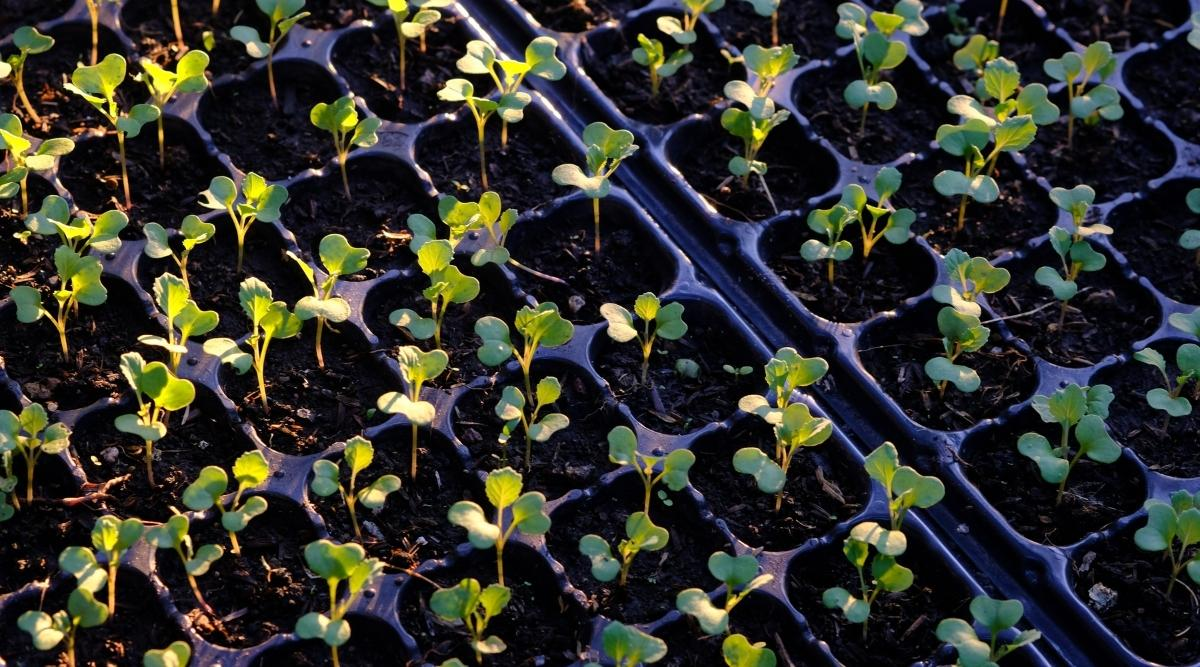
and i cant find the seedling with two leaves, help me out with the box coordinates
[407,191,524,271]
[737,347,829,422]
[438,37,565,188]
[142,216,216,293]
[289,233,370,367]
[183,450,271,555]
[661,0,727,45]
[146,512,224,615]
[448,466,550,585]
[834,0,929,135]
[632,33,693,99]
[1134,344,1200,420]
[114,352,197,487]
[720,44,798,194]
[589,621,667,667]
[203,278,303,412]
[801,167,915,282]
[310,96,382,198]
[364,0,454,93]
[391,239,480,351]
[676,551,774,635]
[951,34,999,83]
[864,442,944,531]
[377,345,448,478]
[1043,41,1122,149]
[936,595,1042,666]
[606,425,695,516]
[734,402,832,512]
[310,436,402,541]
[232,0,311,108]
[552,121,639,252]
[1180,188,1200,264]
[1017,383,1119,505]
[88,515,145,616]
[0,403,69,509]
[197,173,288,274]
[295,540,384,667]
[721,634,777,667]
[0,116,73,219]
[3,27,55,125]
[144,642,191,667]
[933,249,1010,317]
[924,306,989,396]
[600,292,687,385]
[1134,490,1200,596]
[18,546,111,667]
[430,577,512,664]
[139,274,219,371]
[135,51,210,167]
[579,511,669,587]
[823,521,912,637]
[493,375,569,472]
[64,54,162,210]
[1034,227,1107,331]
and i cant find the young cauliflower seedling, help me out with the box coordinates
[364,0,454,94]
[578,511,669,587]
[309,436,402,541]
[197,173,288,274]
[3,27,55,125]
[289,233,370,367]
[0,403,70,506]
[676,551,774,635]
[1135,490,1200,596]
[592,621,667,667]
[734,402,832,512]
[552,121,639,253]
[600,292,687,385]
[390,239,479,351]
[924,306,990,397]
[1017,383,1119,505]
[606,425,695,516]
[183,450,271,555]
[1043,41,1122,149]
[448,466,550,585]
[936,595,1041,666]
[310,96,382,199]
[142,216,216,294]
[231,0,311,108]
[822,521,912,638]
[377,345,448,478]
[801,167,915,282]
[138,273,219,371]
[114,352,197,487]
[0,113,74,218]
[146,512,225,615]
[295,540,384,667]
[932,249,1010,317]
[1133,344,1200,420]
[18,546,111,667]
[430,578,512,665]
[135,51,210,167]
[834,0,928,136]
[863,442,944,531]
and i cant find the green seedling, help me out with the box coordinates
[1133,344,1200,420]
[310,436,402,541]
[743,42,798,96]
[676,358,701,379]
[801,167,915,282]
[115,352,197,487]
[139,273,219,371]
[296,540,383,667]
[390,240,479,351]
[932,249,1010,317]
[18,546,110,667]
[1034,227,1107,330]
[364,0,454,93]
[740,0,782,45]
[659,0,727,46]
[289,233,370,367]
[493,375,569,472]
[310,96,382,199]
[552,121,639,253]
[1134,490,1200,596]
[448,466,550,585]
[183,450,270,555]
[600,292,687,385]
[863,442,944,531]
[89,515,145,616]
[835,0,929,135]
[377,345,448,478]
[924,306,989,396]
[937,595,1041,666]
[439,37,566,188]
[722,634,777,667]
[11,244,112,360]
[606,425,695,516]
[579,511,668,587]
[406,191,520,270]
[136,52,210,167]
[1190,12,1200,50]
[430,578,511,665]
[595,621,667,667]
[84,0,118,65]
[822,521,911,638]
[1171,308,1200,339]
[197,173,288,273]
[734,402,832,512]
[724,364,753,378]
[1179,188,1200,264]
[146,513,224,615]
[738,347,828,422]
[232,0,311,108]
[142,216,216,293]
[1017,383,1119,505]
[676,551,774,635]
[477,300,574,411]
[632,33,693,98]
[22,195,126,254]
[64,54,162,210]
[1043,42,1122,149]
[4,27,55,125]
[952,34,999,82]
[720,79,790,197]
[143,641,191,667]
[0,403,69,506]
[1050,185,1108,241]
[202,277,303,412]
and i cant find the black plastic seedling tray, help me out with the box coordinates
[0,0,1198,665]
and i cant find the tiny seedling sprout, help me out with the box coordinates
[676,551,774,634]
[552,121,639,252]
[135,51,211,167]
[309,436,402,541]
[114,352,197,486]
[197,173,288,274]
[142,216,217,293]
[579,511,669,587]
[924,306,989,397]
[606,425,695,515]
[932,249,1010,317]
[800,167,915,282]
[295,540,384,667]
[377,345,448,478]
[391,239,480,351]
[936,595,1042,666]
[429,578,512,664]
[289,233,370,367]
[18,546,110,667]
[138,273,220,371]
[1134,490,1200,596]
[144,642,191,667]
[1034,226,1107,331]
[231,0,311,108]
[863,442,944,531]
[182,450,271,555]
[89,515,145,616]
[0,403,70,505]
[1133,344,1200,420]
[822,520,912,638]
[146,512,225,615]
[364,0,454,93]
[310,96,382,199]
[834,0,929,135]
[4,27,55,125]
[1043,42,1122,149]
[733,402,832,511]
[632,33,694,98]
[1179,188,1200,264]
[595,620,667,667]
[493,374,570,472]
[1017,383,1120,505]
[600,292,687,385]
[448,466,551,585]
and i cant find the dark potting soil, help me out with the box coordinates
[517,0,645,33]
[70,402,253,522]
[309,429,482,570]
[200,63,339,180]
[253,615,408,666]
[1020,111,1175,202]
[284,155,435,278]
[787,535,972,667]
[363,270,511,388]
[991,245,1159,367]
[136,214,309,340]
[506,199,676,323]
[0,176,58,288]
[672,115,839,221]
[1109,178,1200,306]
[1072,530,1200,665]
[893,154,1056,257]
[221,332,392,456]
[960,414,1145,546]
[1126,36,1200,142]
[545,475,732,624]
[0,456,92,594]
[415,111,576,213]
[1042,0,1187,49]
[794,58,943,165]
[332,16,469,124]
[593,305,764,435]
[0,279,150,412]
[57,119,226,227]
[689,418,869,551]
[0,0,74,37]
[157,497,325,649]
[1096,340,1200,478]
[297,0,379,30]
[121,0,280,74]
[583,18,736,126]
[0,568,187,666]
[397,546,590,666]
[857,302,1039,431]
[451,363,626,500]
[655,593,812,666]
[764,230,936,323]
[709,0,843,58]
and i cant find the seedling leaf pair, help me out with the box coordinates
[203,278,302,411]
[295,539,384,666]
[933,249,1010,317]
[377,345,448,477]
[601,292,687,385]
[1134,344,1200,419]
[430,578,512,663]
[1017,383,1119,505]
[676,551,773,635]
[607,425,695,515]
[924,306,989,394]
[183,450,270,554]
[289,233,369,367]
[310,96,381,198]
[448,466,550,584]
[310,436,402,540]
[936,595,1041,666]
[579,511,668,586]
[552,122,639,252]
[232,0,310,107]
